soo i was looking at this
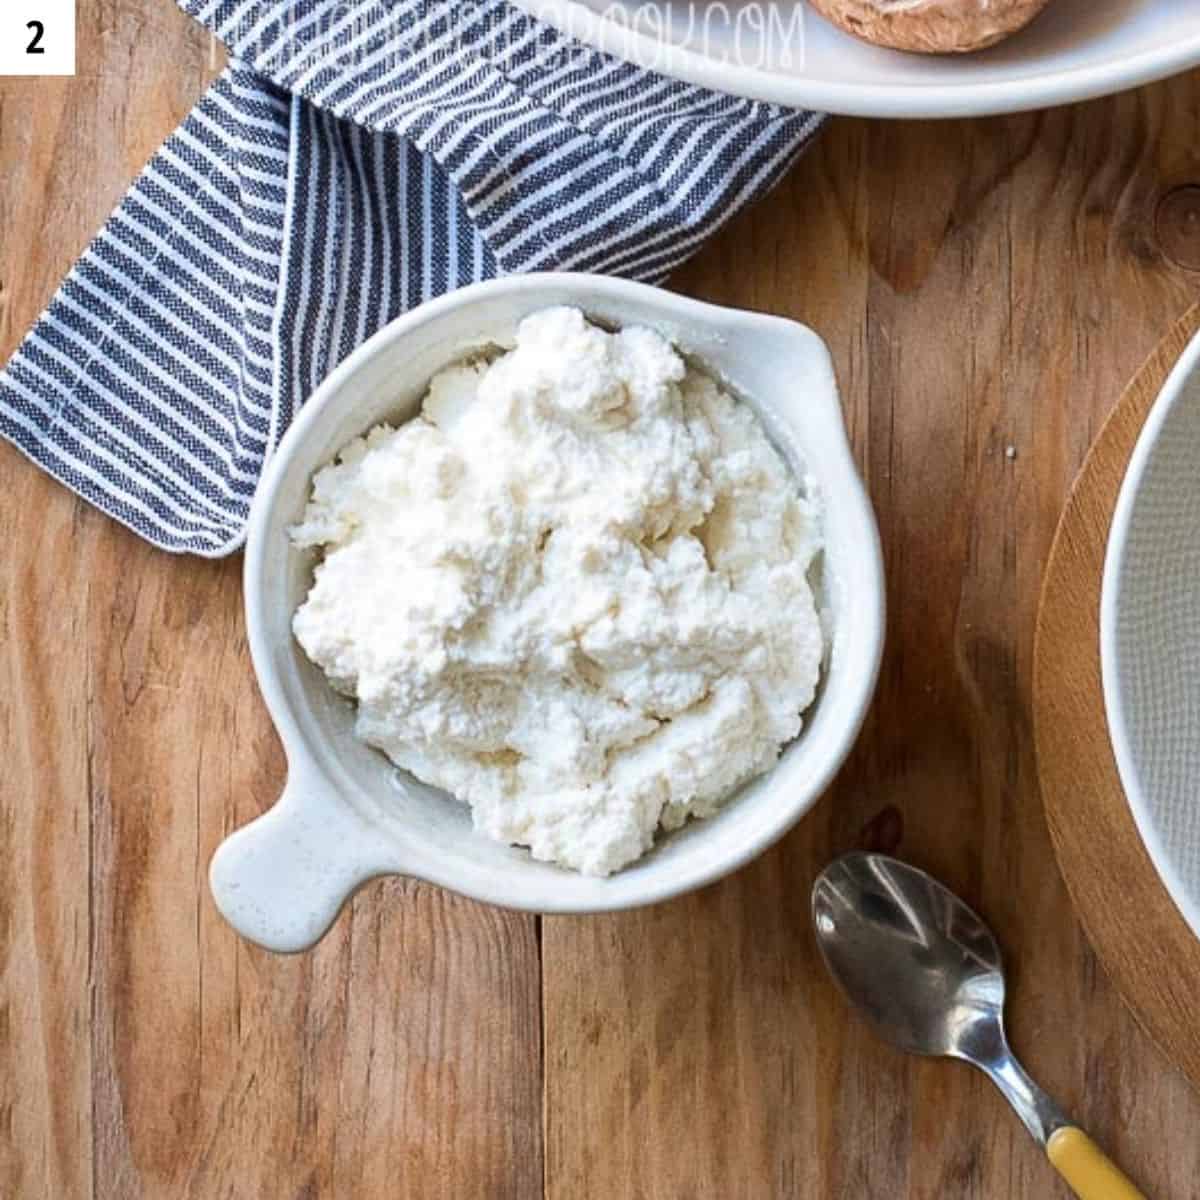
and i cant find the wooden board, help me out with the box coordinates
[4,4,1200,1197]
[1034,304,1200,1092]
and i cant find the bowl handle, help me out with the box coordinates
[209,767,399,953]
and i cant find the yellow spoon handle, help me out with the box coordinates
[1047,1127,1147,1200]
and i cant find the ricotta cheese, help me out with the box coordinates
[291,307,825,876]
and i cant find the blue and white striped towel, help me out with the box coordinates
[0,0,822,555]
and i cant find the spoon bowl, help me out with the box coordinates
[812,851,1006,1061]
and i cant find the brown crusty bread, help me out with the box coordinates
[807,0,1055,54]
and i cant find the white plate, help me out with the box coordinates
[1102,329,1200,944]
[519,0,1200,117]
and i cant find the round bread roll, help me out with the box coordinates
[808,0,1055,54]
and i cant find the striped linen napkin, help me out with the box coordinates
[0,0,822,555]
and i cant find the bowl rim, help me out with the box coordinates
[240,272,886,915]
[1101,326,1200,946]
[513,0,1200,119]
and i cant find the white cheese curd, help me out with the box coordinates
[291,307,825,876]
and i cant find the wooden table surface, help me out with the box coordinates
[4,4,1200,1197]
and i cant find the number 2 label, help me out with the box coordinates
[2,3,74,75]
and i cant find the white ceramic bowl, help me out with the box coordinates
[517,0,1200,118]
[210,274,885,952]
[1102,328,1200,945]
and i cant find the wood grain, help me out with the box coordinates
[4,4,1200,1198]
[546,96,1200,1198]
[0,4,542,1198]
[1035,304,1200,1093]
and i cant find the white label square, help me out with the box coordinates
[1,0,75,76]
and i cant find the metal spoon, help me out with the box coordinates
[812,852,1146,1200]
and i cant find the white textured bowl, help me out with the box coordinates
[1102,328,1200,945]
[517,0,1200,118]
[210,274,884,951]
